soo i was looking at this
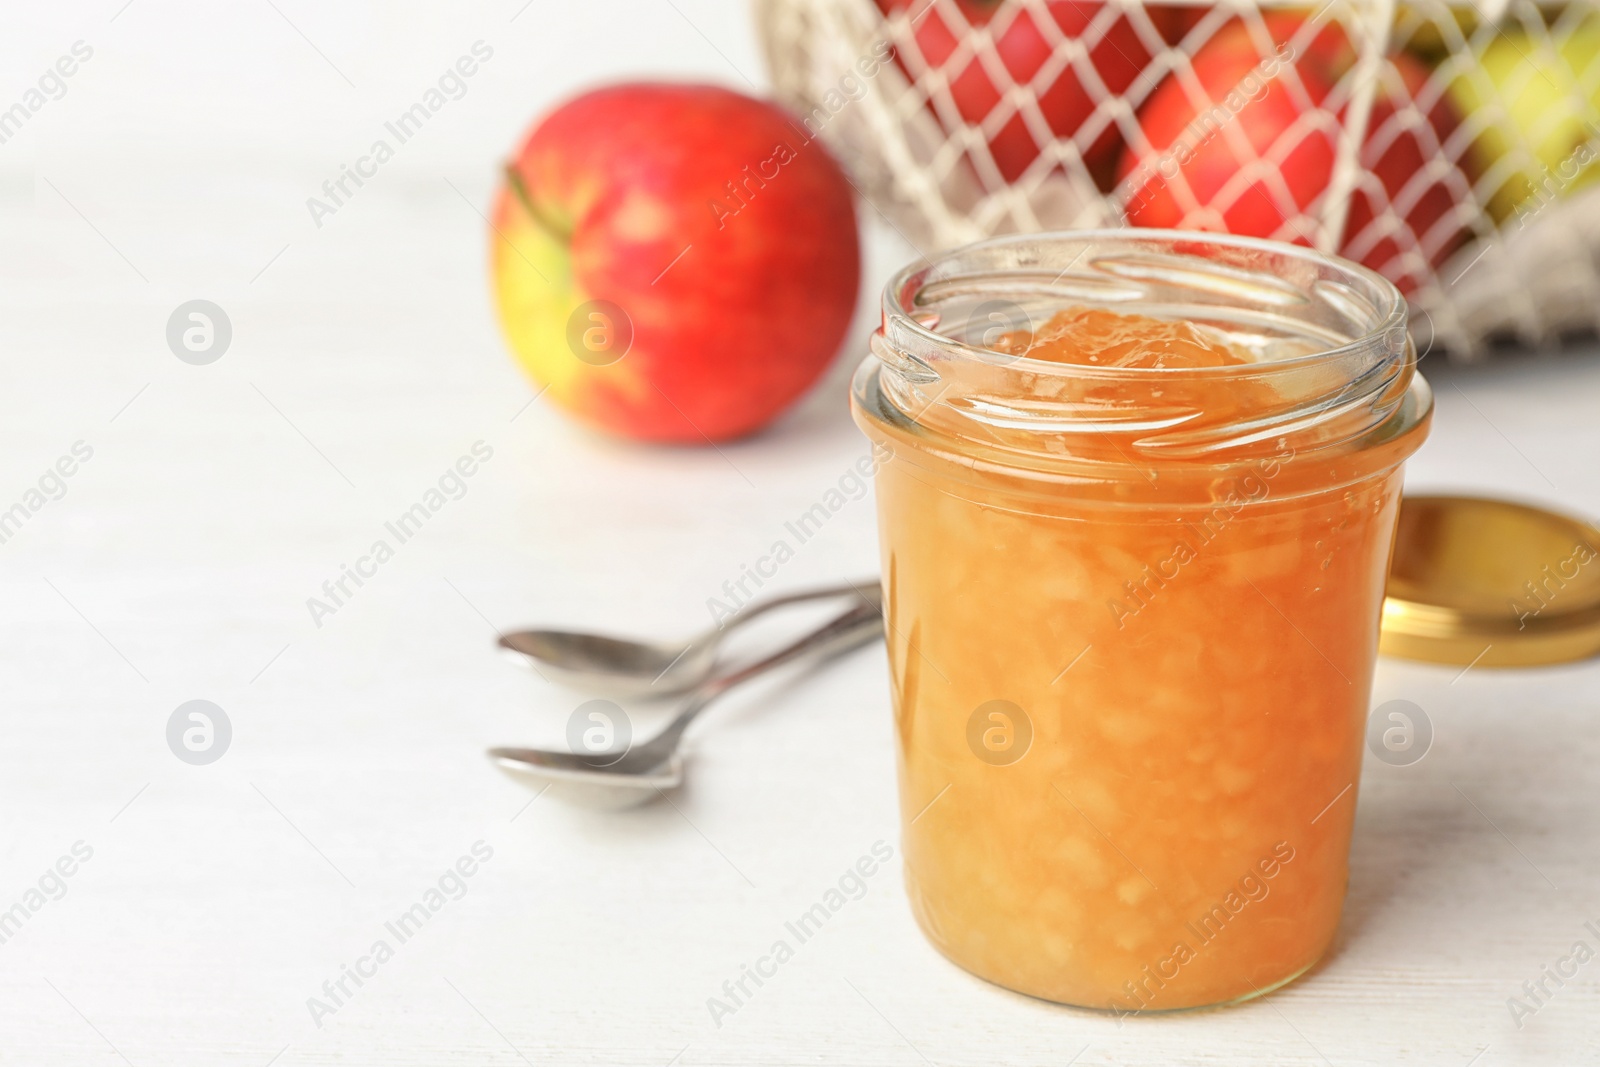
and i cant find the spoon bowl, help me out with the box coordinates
[490,597,884,808]
[498,629,709,697]
[497,579,880,699]
[491,746,682,810]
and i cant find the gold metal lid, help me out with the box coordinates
[1381,495,1600,667]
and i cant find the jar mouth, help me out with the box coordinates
[863,229,1428,470]
[882,229,1409,379]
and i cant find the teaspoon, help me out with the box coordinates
[490,596,884,809]
[497,577,881,698]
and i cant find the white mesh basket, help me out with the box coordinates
[756,0,1600,358]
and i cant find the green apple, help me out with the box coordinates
[1448,18,1600,224]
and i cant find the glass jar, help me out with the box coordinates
[852,230,1431,1013]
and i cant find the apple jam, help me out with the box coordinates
[852,232,1431,1011]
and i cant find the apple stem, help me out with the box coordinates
[502,163,567,243]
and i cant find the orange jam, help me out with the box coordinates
[855,275,1430,1013]
[989,305,1248,367]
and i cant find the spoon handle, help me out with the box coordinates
[707,595,883,694]
[698,577,881,643]
[649,596,885,755]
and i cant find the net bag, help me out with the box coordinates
[757,0,1600,358]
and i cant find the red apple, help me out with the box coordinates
[1120,14,1472,291]
[1341,52,1472,293]
[879,0,1150,184]
[1118,13,1342,240]
[492,83,860,443]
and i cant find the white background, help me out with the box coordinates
[1,1,1597,1064]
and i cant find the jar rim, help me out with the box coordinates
[858,229,1430,489]
[881,228,1409,381]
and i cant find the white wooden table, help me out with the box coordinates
[2,2,1597,1064]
